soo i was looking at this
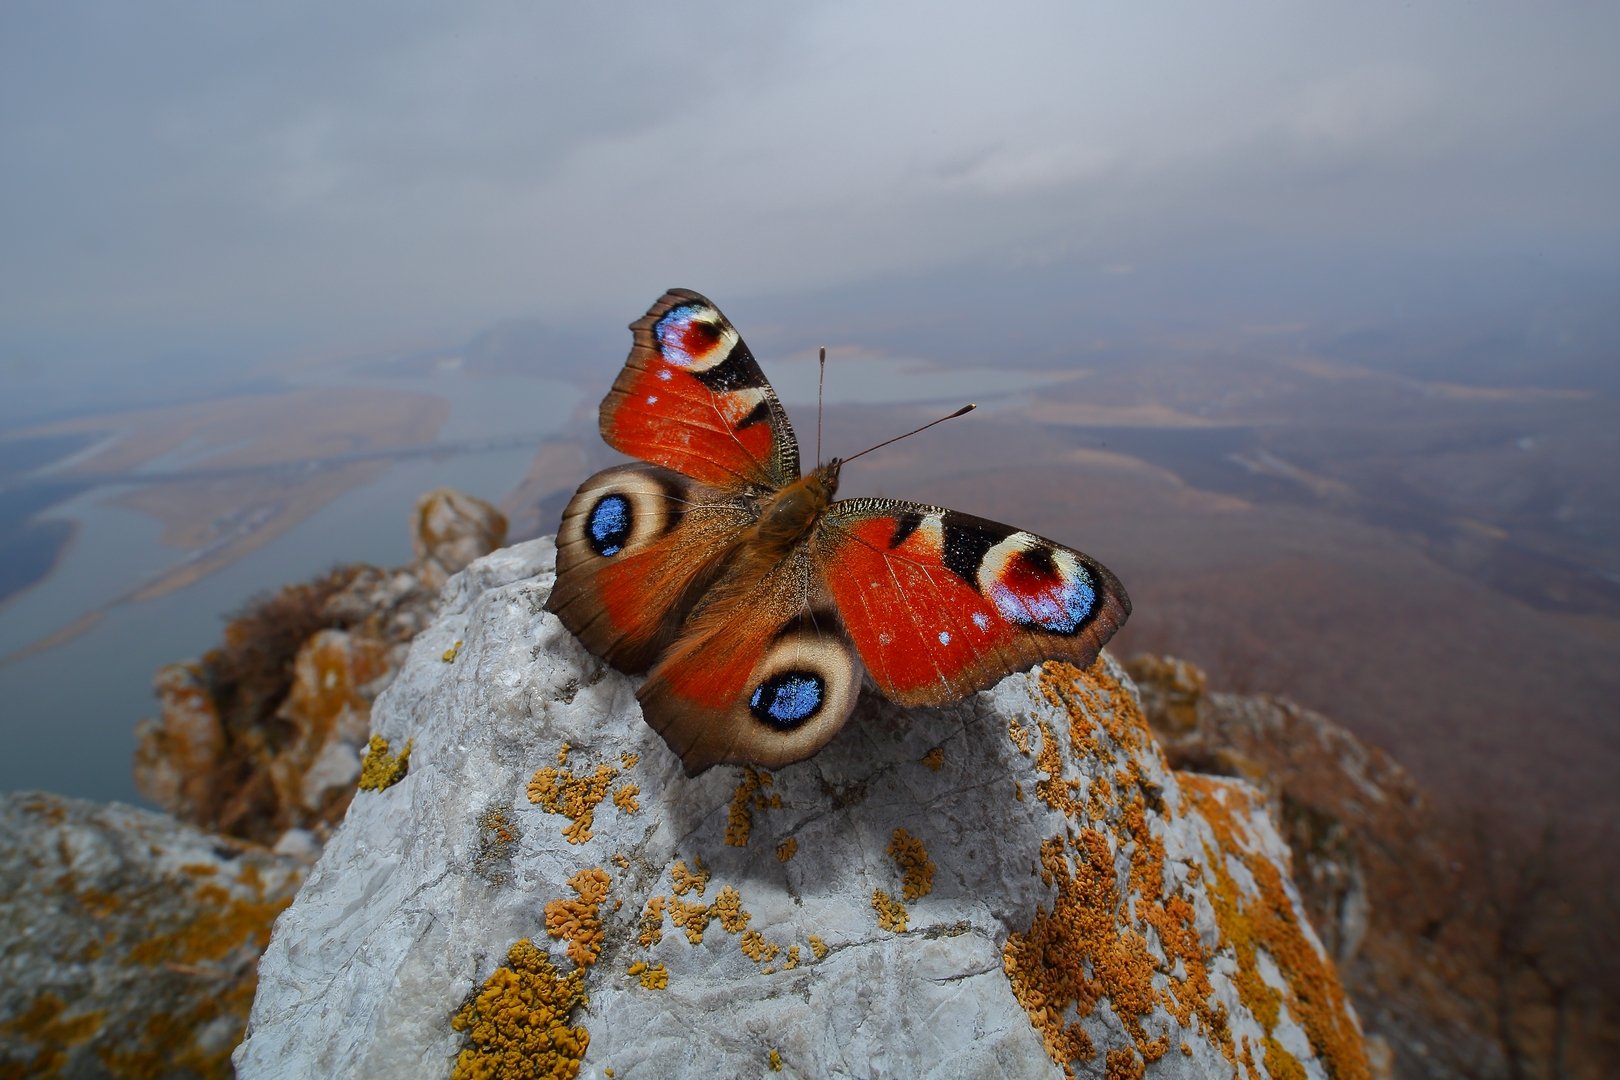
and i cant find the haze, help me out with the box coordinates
[4,1,1617,409]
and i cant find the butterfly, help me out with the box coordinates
[548,289,1130,775]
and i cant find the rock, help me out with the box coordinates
[413,487,508,591]
[238,539,1368,1079]
[133,563,435,844]
[0,793,304,1079]
[1126,655,1495,1080]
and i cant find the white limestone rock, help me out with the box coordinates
[237,538,1368,1079]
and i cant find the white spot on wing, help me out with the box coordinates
[938,630,951,645]
[972,612,991,631]
[646,395,658,405]
[658,368,673,381]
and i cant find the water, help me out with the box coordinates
[0,367,579,803]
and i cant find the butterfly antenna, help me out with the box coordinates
[816,346,827,466]
[840,403,976,466]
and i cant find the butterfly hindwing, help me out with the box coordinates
[601,289,800,491]
[636,543,864,775]
[818,499,1131,706]
[549,463,755,675]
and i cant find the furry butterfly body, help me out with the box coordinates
[549,289,1130,774]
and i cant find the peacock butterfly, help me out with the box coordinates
[548,289,1130,774]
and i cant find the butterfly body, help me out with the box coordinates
[549,289,1130,775]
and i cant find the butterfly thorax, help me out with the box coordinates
[750,460,842,559]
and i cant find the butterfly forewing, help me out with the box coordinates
[602,289,800,490]
[818,499,1131,707]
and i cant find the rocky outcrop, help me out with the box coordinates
[133,488,505,845]
[0,793,304,1078]
[237,539,1368,1079]
[412,488,508,591]
[1126,655,1496,1079]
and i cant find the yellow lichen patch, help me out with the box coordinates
[556,743,571,766]
[126,871,291,969]
[638,896,666,947]
[357,735,412,791]
[769,1048,784,1071]
[670,857,710,897]
[449,938,588,1080]
[0,992,106,1075]
[619,752,639,769]
[669,897,712,944]
[887,828,936,901]
[1015,781,1025,801]
[1031,721,1082,814]
[921,747,945,771]
[610,853,631,870]
[782,945,801,970]
[725,767,773,847]
[442,639,462,663]
[527,761,618,844]
[872,889,909,933]
[1008,715,1033,754]
[1182,775,1370,1080]
[711,885,750,934]
[626,961,669,990]
[543,868,612,968]
[740,930,780,965]
[808,935,828,960]
[612,783,641,814]
[775,836,798,862]
[1106,1048,1146,1079]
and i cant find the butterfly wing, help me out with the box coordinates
[601,289,800,490]
[818,499,1130,706]
[636,544,864,775]
[549,463,755,675]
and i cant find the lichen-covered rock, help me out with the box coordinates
[237,539,1368,1079]
[0,793,304,1078]
[134,562,435,844]
[1126,655,1496,1079]
[413,487,508,591]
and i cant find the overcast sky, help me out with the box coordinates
[2,1,1617,391]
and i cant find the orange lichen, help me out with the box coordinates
[610,853,631,870]
[638,896,666,947]
[619,752,639,769]
[776,837,798,862]
[611,783,641,813]
[921,747,945,771]
[626,961,669,990]
[1182,774,1370,1080]
[1008,715,1032,754]
[527,761,618,844]
[725,768,773,846]
[670,857,710,897]
[886,828,935,901]
[0,993,106,1076]
[441,640,462,663]
[808,935,828,960]
[740,930,780,964]
[543,868,612,968]
[556,743,571,766]
[768,1048,784,1071]
[669,898,712,944]
[711,885,750,934]
[783,945,801,970]
[449,938,588,1080]
[872,889,908,933]
[357,735,412,791]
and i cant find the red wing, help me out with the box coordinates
[601,289,799,490]
[819,499,1130,706]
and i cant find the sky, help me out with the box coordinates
[2,1,1618,399]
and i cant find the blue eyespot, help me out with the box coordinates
[748,670,825,730]
[587,494,631,557]
[988,568,1096,634]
